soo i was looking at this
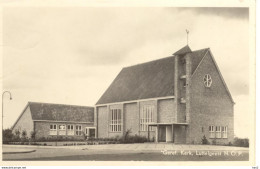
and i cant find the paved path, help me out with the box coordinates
[3,147,36,154]
[3,143,248,152]
[2,144,249,161]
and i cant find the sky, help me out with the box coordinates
[2,7,250,138]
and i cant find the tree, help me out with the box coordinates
[30,131,36,141]
[21,130,27,142]
[3,129,14,143]
[14,129,21,141]
[201,135,209,145]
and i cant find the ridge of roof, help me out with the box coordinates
[192,48,210,52]
[28,101,94,108]
[122,47,209,70]
[123,55,175,69]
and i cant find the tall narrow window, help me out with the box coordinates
[75,125,82,136]
[140,105,155,131]
[209,125,215,138]
[222,126,228,138]
[50,124,57,135]
[216,126,222,138]
[109,109,122,132]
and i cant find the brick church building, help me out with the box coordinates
[95,45,234,144]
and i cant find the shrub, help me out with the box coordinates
[201,135,209,145]
[121,134,148,143]
[88,137,94,141]
[233,137,249,147]
[123,129,132,142]
[211,138,217,145]
[36,137,47,142]
[115,135,121,141]
[83,132,88,140]
[57,136,64,141]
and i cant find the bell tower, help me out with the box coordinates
[173,45,192,123]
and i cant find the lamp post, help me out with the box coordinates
[2,91,12,133]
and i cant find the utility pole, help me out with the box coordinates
[2,91,12,143]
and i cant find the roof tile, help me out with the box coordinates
[96,46,209,105]
[29,102,94,123]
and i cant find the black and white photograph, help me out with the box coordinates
[0,1,256,167]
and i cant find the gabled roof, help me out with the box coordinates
[12,102,94,129]
[96,56,175,105]
[28,102,94,122]
[96,46,209,105]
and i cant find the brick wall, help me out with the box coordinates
[34,121,94,139]
[158,99,175,123]
[124,102,139,135]
[188,52,234,144]
[97,100,160,139]
[185,53,192,124]
[97,106,108,138]
[174,125,186,144]
[12,106,34,138]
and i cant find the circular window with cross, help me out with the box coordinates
[203,74,212,87]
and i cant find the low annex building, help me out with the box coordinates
[11,102,96,140]
[95,45,234,144]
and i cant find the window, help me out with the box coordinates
[58,124,66,135]
[222,126,228,138]
[203,74,212,87]
[50,124,57,135]
[216,126,222,138]
[109,109,122,132]
[209,125,215,138]
[75,125,82,136]
[67,124,74,136]
[67,124,74,130]
[140,105,155,131]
